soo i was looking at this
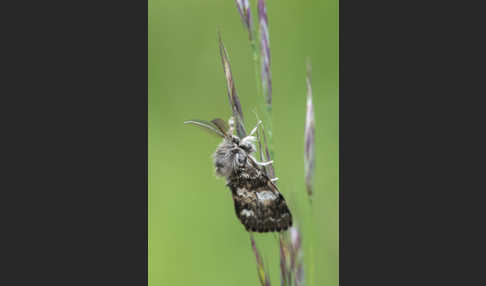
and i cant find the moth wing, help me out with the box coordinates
[230,179,292,233]
[184,119,225,138]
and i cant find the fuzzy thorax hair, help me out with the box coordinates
[213,134,257,178]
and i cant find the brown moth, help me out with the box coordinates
[184,117,292,232]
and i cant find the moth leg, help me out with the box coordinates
[271,177,279,182]
[228,116,235,135]
[258,160,274,166]
[248,154,273,166]
[254,158,274,166]
[240,120,262,145]
[248,120,262,137]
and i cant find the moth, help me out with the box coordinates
[184,117,292,232]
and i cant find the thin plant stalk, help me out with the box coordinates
[279,234,290,286]
[257,0,275,163]
[307,206,315,286]
[238,0,275,165]
[304,59,316,286]
[250,233,272,286]
[234,2,315,286]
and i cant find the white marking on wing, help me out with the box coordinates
[236,188,247,197]
[240,209,254,217]
[256,191,276,202]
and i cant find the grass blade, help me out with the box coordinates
[218,32,247,138]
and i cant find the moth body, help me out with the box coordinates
[185,117,292,232]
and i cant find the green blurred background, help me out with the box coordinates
[149,0,338,285]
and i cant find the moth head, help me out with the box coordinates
[239,135,256,154]
[184,117,255,154]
